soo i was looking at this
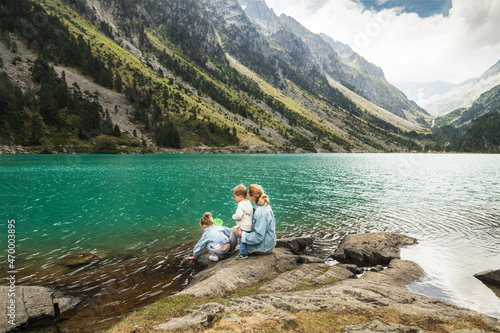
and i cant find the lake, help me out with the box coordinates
[1,153,499,330]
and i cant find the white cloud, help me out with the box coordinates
[265,0,500,84]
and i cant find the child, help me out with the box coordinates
[232,184,254,259]
[187,212,234,262]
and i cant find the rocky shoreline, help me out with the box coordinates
[0,144,307,155]
[151,233,500,332]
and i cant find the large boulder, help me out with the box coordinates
[0,286,79,333]
[332,232,417,265]
[474,269,500,287]
[276,236,314,253]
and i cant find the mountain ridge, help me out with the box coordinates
[237,0,429,122]
[417,59,500,116]
[5,0,493,155]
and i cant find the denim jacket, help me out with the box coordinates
[241,204,276,253]
[192,226,232,258]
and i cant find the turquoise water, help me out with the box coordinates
[1,153,500,319]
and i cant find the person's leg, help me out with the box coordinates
[228,226,239,253]
[236,231,249,259]
[209,243,231,261]
[239,242,247,256]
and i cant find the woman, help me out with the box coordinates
[236,184,276,255]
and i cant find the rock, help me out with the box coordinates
[179,247,296,297]
[252,312,297,322]
[0,286,80,333]
[344,320,423,332]
[338,264,365,275]
[360,259,424,286]
[260,263,354,292]
[276,236,314,252]
[58,251,102,267]
[474,269,500,287]
[332,232,417,265]
[370,265,385,272]
[153,303,223,331]
[221,313,242,324]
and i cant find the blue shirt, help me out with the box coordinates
[241,204,276,253]
[192,225,232,258]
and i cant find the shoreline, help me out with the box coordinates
[1,144,488,155]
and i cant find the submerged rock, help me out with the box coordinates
[332,232,417,265]
[58,251,102,268]
[474,269,500,287]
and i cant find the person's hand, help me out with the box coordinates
[187,256,195,260]
[236,226,242,237]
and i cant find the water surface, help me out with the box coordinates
[1,153,499,328]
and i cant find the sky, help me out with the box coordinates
[264,0,500,84]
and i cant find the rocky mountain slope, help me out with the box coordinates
[435,84,500,129]
[0,0,437,154]
[419,59,500,116]
[237,0,428,122]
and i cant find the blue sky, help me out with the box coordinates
[265,0,500,84]
[359,0,453,17]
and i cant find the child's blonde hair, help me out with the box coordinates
[232,184,247,198]
[200,212,215,227]
[248,184,269,206]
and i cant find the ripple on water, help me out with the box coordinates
[1,153,499,329]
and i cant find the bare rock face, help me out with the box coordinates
[0,286,79,333]
[332,232,417,265]
[474,269,500,287]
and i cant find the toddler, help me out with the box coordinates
[232,184,253,259]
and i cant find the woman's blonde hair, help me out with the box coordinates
[248,184,269,206]
[200,212,215,227]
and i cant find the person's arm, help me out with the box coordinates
[232,203,244,221]
[189,232,209,259]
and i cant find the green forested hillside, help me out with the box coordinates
[2,0,490,154]
[453,112,500,152]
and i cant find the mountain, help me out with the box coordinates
[426,84,500,152]
[454,111,500,153]
[417,59,500,116]
[434,84,500,130]
[318,33,429,121]
[237,0,429,123]
[1,0,435,154]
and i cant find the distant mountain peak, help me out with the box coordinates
[413,59,500,116]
